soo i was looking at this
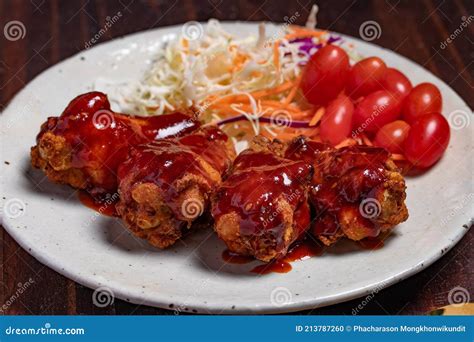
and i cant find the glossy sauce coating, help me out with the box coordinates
[285,138,389,238]
[78,191,118,217]
[212,149,313,253]
[118,126,233,219]
[250,240,325,274]
[284,239,325,261]
[178,126,232,175]
[251,259,292,274]
[38,92,199,193]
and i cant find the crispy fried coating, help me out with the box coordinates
[323,155,408,244]
[32,92,408,252]
[31,126,89,189]
[284,136,408,245]
[211,136,313,262]
[214,195,308,262]
[118,181,207,248]
[30,92,200,194]
[116,127,235,248]
[217,137,408,255]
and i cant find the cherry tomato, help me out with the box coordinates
[300,45,350,106]
[346,57,387,99]
[381,68,412,100]
[374,120,410,154]
[320,94,354,145]
[404,113,450,168]
[402,82,442,124]
[352,90,402,134]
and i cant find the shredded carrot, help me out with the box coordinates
[260,99,288,107]
[252,81,294,97]
[309,107,325,127]
[212,102,299,113]
[231,52,249,73]
[335,138,357,149]
[288,110,314,120]
[200,25,352,144]
[286,26,327,38]
[304,127,320,139]
[260,100,303,112]
[250,71,263,78]
[288,25,327,34]
[182,24,349,145]
[273,41,280,73]
[208,81,295,106]
[391,154,406,161]
[274,131,300,140]
[283,75,302,105]
[360,134,373,146]
[212,102,291,114]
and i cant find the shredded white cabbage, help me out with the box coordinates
[116,20,313,117]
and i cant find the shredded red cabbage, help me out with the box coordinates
[287,35,343,65]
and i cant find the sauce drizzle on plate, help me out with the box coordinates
[223,239,326,274]
[78,191,118,217]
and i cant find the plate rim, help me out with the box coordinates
[1,21,472,314]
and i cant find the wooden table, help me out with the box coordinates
[1,0,472,315]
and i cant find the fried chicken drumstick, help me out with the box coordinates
[211,136,313,262]
[31,92,407,253]
[212,136,408,262]
[31,92,236,248]
[284,136,408,246]
[31,92,199,195]
[117,126,235,248]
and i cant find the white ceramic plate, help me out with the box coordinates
[0,22,472,314]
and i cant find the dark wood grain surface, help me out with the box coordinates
[0,0,472,315]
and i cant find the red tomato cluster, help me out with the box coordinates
[300,45,451,168]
